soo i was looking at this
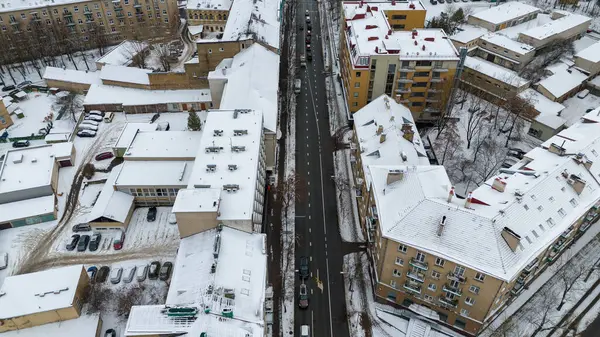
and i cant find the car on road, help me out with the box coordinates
[507,149,524,160]
[96,266,110,283]
[299,256,309,280]
[301,325,310,337]
[77,130,97,138]
[89,233,102,251]
[77,234,90,251]
[298,283,309,309]
[79,124,98,132]
[159,262,173,281]
[104,329,116,337]
[72,223,91,232]
[12,140,30,148]
[168,213,177,225]
[508,147,526,155]
[66,234,80,251]
[306,30,311,37]
[2,85,15,92]
[306,44,311,51]
[305,9,308,15]
[87,266,98,281]
[306,52,312,61]
[95,151,114,161]
[85,115,103,122]
[149,261,161,280]
[307,23,312,30]
[136,264,149,282]
[113,231,125,250]
[305,36,311,44]
[305,16,310,23]
[110,267,123,284]
[0,252,8,270]
[147,206,157,222]
[17,80,32,89]
[123,265,137,283]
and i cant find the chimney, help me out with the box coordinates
[447,186,455,203]
[548,142,566,156]
[376,125,384,135]
[386,169,404,185]
[567,174,586,195]
[379,134,386,143]
[492,177,506,193]
[501,227,521,252]
[437,216,447,236]
[585,159,593,170]
[401,123,414,143]
[465,192,473,208]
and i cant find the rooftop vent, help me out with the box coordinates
[228,164,238,171]
[231,146,246,152]
[386,169,404,185]
[205,146,224,153]
[376,125,384,135]
[233,109,251,118]
[567,174,586,195]
[501,227,521,252]
[465,192,473,208]
[206,164,217,172]
[233,129,248,136]
[401,123,414,143]
[447,186,455,203]
[379,134,386,143]
[492,177,506,193]
[437,216,447,236]
[214,129,224,136]
[12,153,23,164]
[223,184,240,192]
[548,142,566,156]
[213,233,221,258]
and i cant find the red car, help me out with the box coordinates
[113,231,125,250]
[95,151,114,161]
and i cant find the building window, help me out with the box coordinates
[454,265,466,276]
[354,82,360,88]
[416,251,426,262]
[570,198,578,206]
[412,82,427,88]
[435,258,445,267]
[416,61,432,67]
[434,61,443,68]
[460,309,469,317]
[474,272,485,282]
[431,270,440,279]
[391,14,407,20]
[392,24,405,29]
[393,269,401,277]
[398,244,407,253]
[414,71,429,77]
[395,257,404,266]
[20,13,26,19]
[219,47,224,51]
[469,285,480,294]
[454,319,467,329]
[424,294,434,302]
[352,102,358,107]
[465,297,475,306]
[428,283,436,291]
[537,205,544,212]
[558,209,566,217]
[412,102,423,107]
[208,49,212,53]
[356,72,361,77]
[353,92,359,98]
[390,280,397,288]
[74,6,79,11]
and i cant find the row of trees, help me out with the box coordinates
[426,4,473,35]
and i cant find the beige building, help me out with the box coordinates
[185,0,231,32]
[461,56,530,103]
[518,12,591,49]
[475,33,535,71]
[0,98,13,129]
[0,265,89,332]
[467,2,540,32]
[536,66,587,102]
[574,40,600,77]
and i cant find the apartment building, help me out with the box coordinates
[461,56,530,103]
[356,108,600,335]
[0,0,178,63]
[475,33,535,71]
[340,1,459,122]
[518,12,591,49]
[467,2,540,32]
[186,0,230,32]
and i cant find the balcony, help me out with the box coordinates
[430,77,443,83]
[9,20,19,25]
[447,272,467,283]
[66,21,75,26]
[399,67,415,72]
[84,8,92,13]
[62,11,72,17]
[553,239,567,252]
[443,283,462,296]
[522,258,538,274]
[395,88,411,94]
[403,281,422,294]
[425,98,439,103]
[133,1,142,7]
[561,226,575,239]
[397,79,413,84]
[438,296,458,308]
[433,67,448,72]
[511,283,523,295]
[580,221,592,232]
[371,206,378,219]
[31,16,41,21]
[409,258,428,271]
[406,270,425,283]
[116,12,124,17]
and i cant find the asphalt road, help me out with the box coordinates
[293,1,351,337]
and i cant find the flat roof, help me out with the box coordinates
[464,56,530,87]
[124,131,203,160]
[575,40,600,64]
[96,40,149,67]
[0,195,55,223]
[88,166,134,223]
[84,85,212,106]
[520,13,591,41]
[185,110,263,221]
[186,0,232,11]
[519,89,565,128]
[114,160,195,187]
[114,123,159,150]
[172,188,221,213]
[0,265,83,319]
[100,65,152,85]
[538,67,587,98]
[1,314,100,337]
[209,44,279,133]
[450,25,488,44]
[43,67,102,85]
[496,13,553,39]
[222,0,281,49]
[480,33,535,55]
[469,2,540,25]
[52,142,74,159]
[0,145,55,195]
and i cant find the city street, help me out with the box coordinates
[293,1,351,337]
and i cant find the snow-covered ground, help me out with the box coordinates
[423,1,496,23]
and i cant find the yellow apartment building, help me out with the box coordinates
[340,1,458,123]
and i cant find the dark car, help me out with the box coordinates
[12,140,30,148]
[299,24,304,31]
[96,266,110,283]
[77,130,97,138]
[72,223,91,232]
[2,85,15,92]
[89,233,102,251]
[305,36,311,43]
[149,261,161,280]
[306,52,312,61]
[509,147,526,155]
[507,150,524,160]
[307,23,312,30]
[299,256,309,280]
[77,234,90,251]
[159,261,173,281]
[298,283,309,309]
[87,266,98,282]
[17,80,32,89]
[147,206,157,222]
[95,151,114,161]
[66,234,80,251]
[104,329,116,337]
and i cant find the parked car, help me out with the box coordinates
[113,231,125,250]
[305,9,308,14]
[438,0,444,3]
[508,147,526,155]
[299,256,309,280]
[104,112,114,123]
[306,44,311,51]
[2,85,15,91]
[88,110,105,117]
[168,213,177,225]
[136,264,149,282]
[306,52,312,61]
[305,16,310,23]
[430,0,437,3]
[307,23,312,30]
[85,115,103,122]
[66,234,80,251]
[95,151,114,161]
[306,30,311,37]
[72,223,91,232]
[0,252,8,270]
[149,261,161,280]
[87,266,98,281]
[298,283,309,309]
[17,80,32,89]
[77,130,97,138]
[12,140,30,148]
[147,206,157,222]
[159,262,173,281]
[123,265,137,283]
[79,124,99,132]
[104,329,116,337]
[507,150,524,160]
[110,267,123,284]
[81,120,100,127]
[301,325,310,337]
[96,266,110,283]
[89,233,102,251]
[77,234,90,252]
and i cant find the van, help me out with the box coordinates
[294,79,301,94]
[104,111,114,123]
[301,325,309,337]
[300,55,306,67]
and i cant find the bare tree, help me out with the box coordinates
[526,286,562,337]
[469,138,505,187]
[500,93,537,146]
[57,92,83,121]
[153,43,172,72]
[87,23,109,56]
[434,121,462,165]
[520,39,575,82]
[275,171,304,232]
[552,253,588,311]
[489,316,528,337]
[122,40,149,69]
[462,95,488,149]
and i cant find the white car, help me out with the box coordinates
[123,265,137,283]
[88,110,104,117]
[0,252,7,270]
[110,267,123,284]
[80,120,99,127]
[136,264,149,282]
[79,124,98,132]
[168,213,177,225]
[85,115,103,122]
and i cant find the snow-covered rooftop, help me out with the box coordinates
[537,66,587,99]
[209,44,279,133]
[172,188,221,213]
[450,25,488,44]
[100,65,152,85]
[114,160,195,187]
[519,88,565,128]
[52,141,74,159]
[575,40,600,64]
[84,84,212,106]
[343,0,426,21]
[1,314,101,337]
[186,0,232,10]
[0,145,55,196]
[188,25,204,36]
[496,13,552,40]
[520,13,591,41]
[0,264,84,319]
[0,195,54,223]
[464,56,529,87]
[469,2,540,25]
[186,109,263,221]
[480,33,535,55]
[96,40,149,67]
[222,0,281,50]
[88,166,134,223]
[124,131,203,160]
[114,123,159,150]
[166,227,267,323]
[43,67,102,85]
